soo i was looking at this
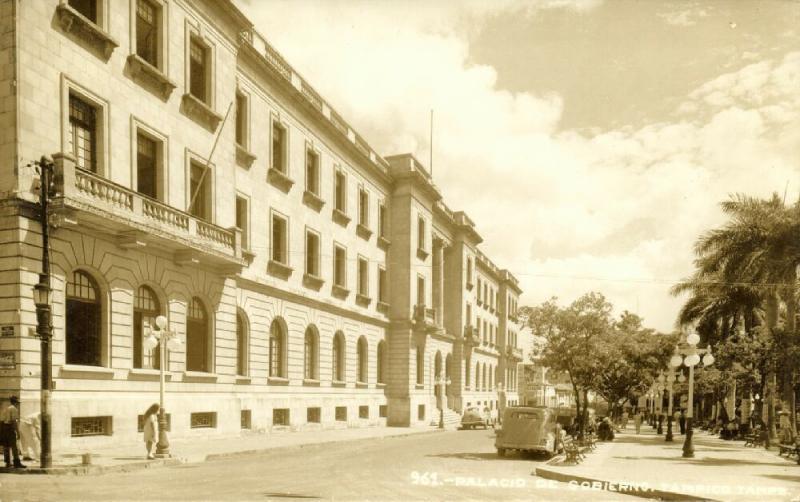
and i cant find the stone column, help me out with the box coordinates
[432,240,445,327]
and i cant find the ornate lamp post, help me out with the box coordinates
[665,366,676,442]
[670,331,714,458]
[657,372,665,435]
[434,374,451,429]
[143,315,183,457]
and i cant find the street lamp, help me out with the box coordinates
[665,366,676,442]
[142,315,183,457]
[434,374,451,429]
[670,331,714,458]
[657,372,665,435]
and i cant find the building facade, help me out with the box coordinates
[0,0,523,449]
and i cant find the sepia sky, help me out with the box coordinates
[234,0,800,333]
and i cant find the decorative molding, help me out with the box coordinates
[332,208,351,227]
[126,54,176,100]
[416,247,430,261]
[267,167,295,192]
[56,3,119,60]
[331,284,350,299]
[377,236,391,250]
[302,273,325,291]
[236,144,257,168]
[356,223,373,241]
[355,293,372,307]
[180,93,223,131]
[302,190,325,212]
[267,259,294,280]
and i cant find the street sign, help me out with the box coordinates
[0,325,14,337]
[0,352,15,369]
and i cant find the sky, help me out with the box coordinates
[234,0,800,333]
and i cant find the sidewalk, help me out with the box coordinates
[535,427,800,501]
[1,425,443,475]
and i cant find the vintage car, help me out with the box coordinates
[461,406,493,429]
[494,406,567,457]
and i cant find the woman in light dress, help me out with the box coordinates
[143,403,159,459]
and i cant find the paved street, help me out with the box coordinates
[0,429,629,501]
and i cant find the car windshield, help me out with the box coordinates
[510,412,542,420]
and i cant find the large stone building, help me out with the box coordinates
[0,0,523,449]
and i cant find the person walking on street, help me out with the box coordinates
[1,396,26,468]
[143,403,159,459]
[634,411,642,434]
[621,410,629,430]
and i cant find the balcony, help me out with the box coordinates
[463,326,479,346]
[506,346,523,360]
[413,304,438,333]
[50,154,245,271]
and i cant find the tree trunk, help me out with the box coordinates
[765,293,779,445]
[784,282,797,439]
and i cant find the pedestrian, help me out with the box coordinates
[1,396,26,468]
[143,403,159,459]
[621,410,629,430]
[19,412,40,462]
[679,409,686,435]
[634,411,642,434]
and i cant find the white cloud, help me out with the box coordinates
[657,4,710,27]
[234,1,800,332]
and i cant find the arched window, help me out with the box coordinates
[66,270,102,366]
[236,309,248,376]
[357,336,368,383]
[377,341,386,384]
[186,297,209,372]
[269,319,286,378]
[134,285,160,369]
[304,326,319,380]
[332,331,345,381]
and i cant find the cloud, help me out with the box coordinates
[233,2,800,332]
[657,4,710,27]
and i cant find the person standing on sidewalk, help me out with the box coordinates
[143,403,160,460]
[679,409,686,434]
[1,396,26,468]
[19,412,40,462]
[634,411,642,434]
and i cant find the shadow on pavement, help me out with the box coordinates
[759,474,800,482]
[615,455,792,468]
[427,451,550,462]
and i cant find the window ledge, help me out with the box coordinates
[416,247,429,261]
[356,223,373,240]
[126,54,176,100]
[356,382,369,389]
[466,281,474,291]
[331,380,347,388]
[303,378,321,387]
[128,368,171,380]
[60,364,115,378]
[183,371,218,382]
[377,236,391,250]
[235,375,252,384]
[267,376,290,385]
[376,382,387,388]
[355,293,372,307]
[376,301,390,314]
[236,144,257,168]
[56,3,119,60]
[302,190,325,212]
[267,167,295,192]
[303,273,325,291]
[268,260,294,280]
[415,383,425,390]
[332,208,351,227]
[476,299,483,307]
[331,284,350,299]
[181,93,223,132]
[242,249,256,263]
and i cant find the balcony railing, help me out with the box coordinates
[52,153,243,268]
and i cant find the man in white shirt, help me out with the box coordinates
[1,396,26,468]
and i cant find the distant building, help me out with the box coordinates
[0,0,523,448]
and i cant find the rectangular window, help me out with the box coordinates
[235,196,249,250]
[136,0,158,67]
[466,303,472,326]
[417,216,426,251]
[305,230,320,277]
[307,407,321,423]
[68,94,97,173]
[306,148,319,194]
[415,346,424,385]
[138,413,171,432]
[466,257,473,285]
[358,187,369,227]
[359,406,369,419]
[334,245,346,288]
[378,202,387,238]
[417,405,425,421]
[379,405,387,418]
[357,257,368,297]
[334,169,346,212]
[417,275,425,307]
[189,37,208,103]
[190,412,216,429]
[477,279,482,303]
[70,416,111,437]
[136,133,157,199]
[273,408,290,426]
[272,120,287,173]
[271,213,288,264]
[188,161,210,221]
[378,267,387,303]
[235,92,247,147]
[335,406,347,422]
[240,410,251,429]
[69,0,97,23]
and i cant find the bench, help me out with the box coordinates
[777,442,799,460]
[744,432,765,448]
[563,438,591,464]
[577,434,597,451]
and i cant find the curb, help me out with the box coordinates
[534,467,720,502]
[3,428,445,476]
[205,428,446,461]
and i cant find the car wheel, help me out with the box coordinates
[497,448,506,457]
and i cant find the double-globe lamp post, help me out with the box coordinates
[670,331,714,458]
[434,374,451,429]
[142,315,183,457]
[665,365,676,442]
[656,373,665,435]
